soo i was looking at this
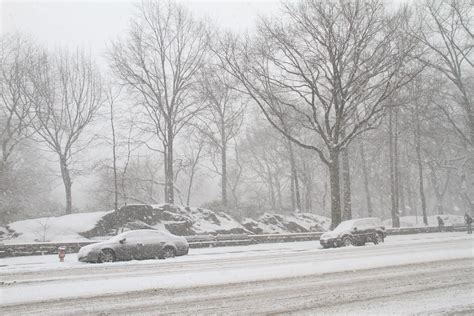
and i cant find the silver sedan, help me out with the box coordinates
[78,230,189,263]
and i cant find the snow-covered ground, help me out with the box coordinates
[1,232,473,314]
[4,211,112,243]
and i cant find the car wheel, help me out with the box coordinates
[342,236,353,247]
[161,246,176,259]
[98,249,115,263]
[374,233,383,245]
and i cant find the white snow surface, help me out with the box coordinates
[242,212,330,234]
[4,211,112,243]
[1,232,472,306]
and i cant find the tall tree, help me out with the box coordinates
[0,35,34,172]
[388,106,401,227]
[27,49,102,214]
[109,1,208,204]
[414,0,474,210]
[104,85,122,211]
[197,64,246,206]
[216,0,416,227]
[415,0,473,146]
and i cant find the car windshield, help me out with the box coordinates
[332,220,356,233]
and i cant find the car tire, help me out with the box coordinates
[374,232,383,245]
[98,249,115,263]
[342,236,353,247]
[161,246,176,259]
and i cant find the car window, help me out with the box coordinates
[140,231,164,240]
[360,219,372,229]
[333,220,355,232]
[122,231,144,241]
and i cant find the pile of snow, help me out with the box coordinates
[242,212,330,234]
[181,206,249,235]
[3,211,112,243]
[384,214,466,228]
[2,205,331,243]
[2,204,252,243]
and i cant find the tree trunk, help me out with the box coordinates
[302,159,313,212]
[414,112,428,226]
[389,108,400,227]
[329,149,342,229]
[290,170,295,210]
[360,142,373,217]
[395,110,404,216]
[341,143,352,221]
[186,165,196,206]
[221,140,228,206]
[165,131,174,204]
[266,165,276,210]
[275,174,283,211]
[110,100,118,211]
[287,140,301,210]
[59,156,72,215]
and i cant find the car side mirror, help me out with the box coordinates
[119,238,126,244]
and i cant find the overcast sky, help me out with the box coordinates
[1,0,280,67]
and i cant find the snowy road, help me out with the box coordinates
[1,232,473,315]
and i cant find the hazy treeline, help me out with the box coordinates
[1,0,472,227]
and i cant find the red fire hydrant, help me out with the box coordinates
[58,246,66,262]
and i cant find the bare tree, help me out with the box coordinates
[104,85,123,211]
[0,35,34,171]
[196,64,246,206]
[414,0,473,210]
[27,49,102,214]
[358,138,374,217]
[415,0,473,146]
[109,1,208,204]
[180,134,206,206]
[215,0,417,227]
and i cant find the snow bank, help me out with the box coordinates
[4,211,112,243]
[242,212,330,234]
[1,204,251,243]
[384,214,465,228]
[2,204,330,243]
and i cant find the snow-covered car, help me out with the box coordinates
[320,218,385,248]
[78,230,189,263]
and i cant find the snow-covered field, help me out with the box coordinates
[1,232,473,314]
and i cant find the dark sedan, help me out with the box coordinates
[78,230,189,263]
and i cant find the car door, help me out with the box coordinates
[138,231,164,259]
[352,220,365,242]
[365,219,377,238]
[120,231,145,260]
[360,219,376,241]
